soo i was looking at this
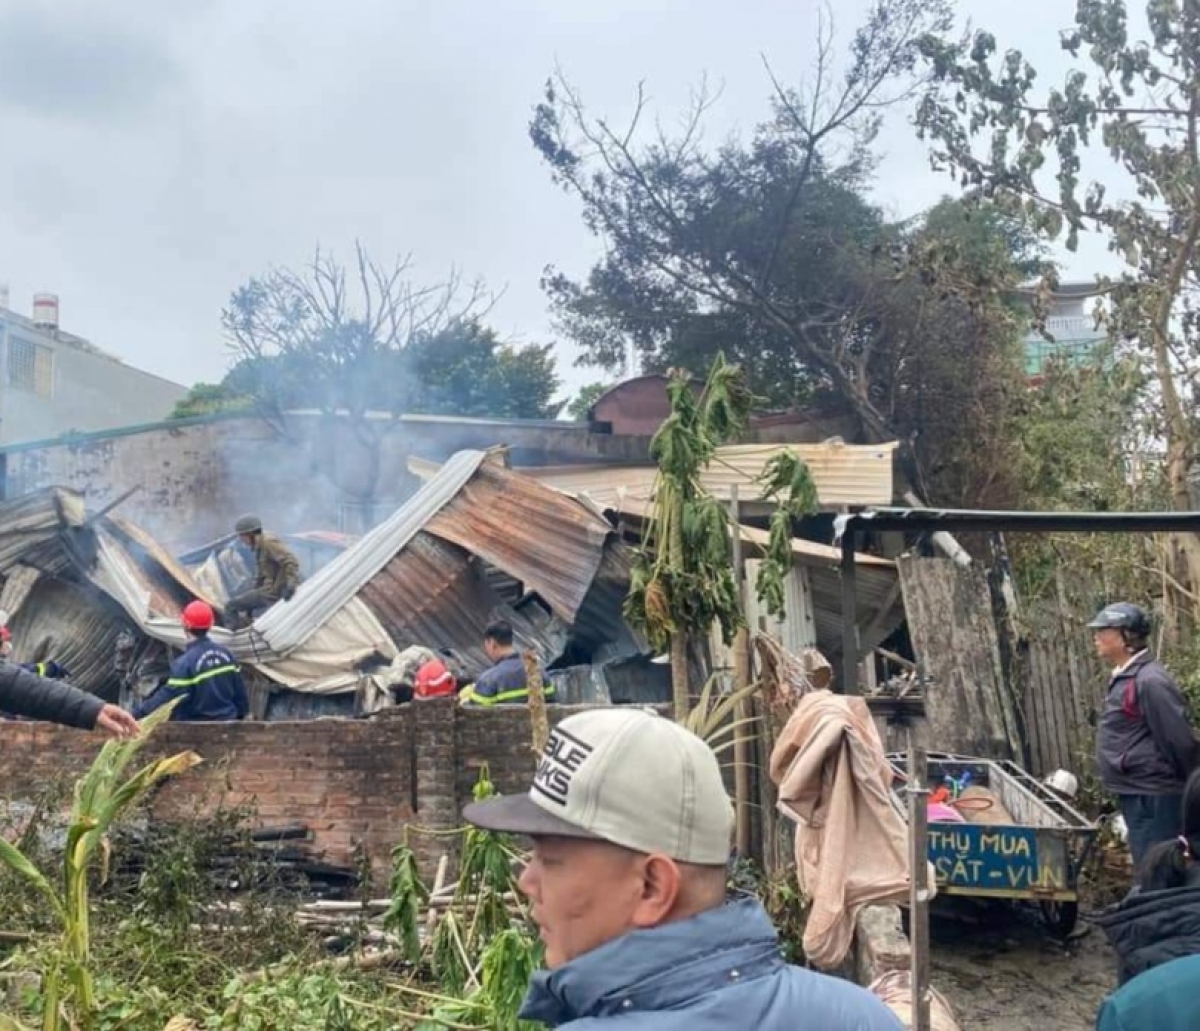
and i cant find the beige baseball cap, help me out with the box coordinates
[462,707,733,865]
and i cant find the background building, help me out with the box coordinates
[1018,281,1107,383]
[0,289,187,446]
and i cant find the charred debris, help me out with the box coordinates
[0,447,907,719]
[0,450,669,719]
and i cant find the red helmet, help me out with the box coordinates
[181,600,215,632]
[414,659,456,699]
[0,626,9,642]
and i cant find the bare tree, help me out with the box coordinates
[222,242,493,524]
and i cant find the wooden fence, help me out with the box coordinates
[1021,605,1106,777]
[895,556,1106,778]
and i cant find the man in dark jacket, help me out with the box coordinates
[1091,602,1198,868]
[133,601,249,722]
[225,514,301,624]
[459,620,555,707]
[1095,767,1200,985]
[0,654,138,738]
[464,708,902,1029]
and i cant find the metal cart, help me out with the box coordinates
[887,750,1099,937]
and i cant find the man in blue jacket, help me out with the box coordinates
[1095,953,1200,1030]
[1090,602,1198,868]
[133,601,249,722]
[464,707,902,1029]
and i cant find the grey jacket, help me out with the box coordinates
[1096,653,1197,795]
[519,897,903,1029]
[0,661,104,728]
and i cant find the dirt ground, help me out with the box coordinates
[928,897,1117,1030]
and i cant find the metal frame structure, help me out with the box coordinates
[834,507,1200,694]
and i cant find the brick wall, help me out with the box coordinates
[0,700,600,885]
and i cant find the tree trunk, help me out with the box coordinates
[1150,320,1200,634]
[670,632,690,722]
[523,650,550,755]
[1151,85,1200,634]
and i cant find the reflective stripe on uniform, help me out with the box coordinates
[459,683,557,706]
[166,664,240,688]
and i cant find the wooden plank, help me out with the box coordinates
[1024,637,1049,775]
[897,556,1022,760]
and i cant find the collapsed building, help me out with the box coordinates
[0,447,906,718]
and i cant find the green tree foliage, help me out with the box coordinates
[404,321,562,420]
[169,382,253,420]
[529,1,1047,505]
[220,244,561,516]
[624,356,817,719]
[565,381,612,421]
[914,0,1200,621]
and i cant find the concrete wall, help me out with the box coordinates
[2,416,343,547]
[0,315,186,446]
[0,413,653,547]
[0,699,587,883]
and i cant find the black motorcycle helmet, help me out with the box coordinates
[1087,602,1151,643]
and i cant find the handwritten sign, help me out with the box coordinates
[927,824,1066,893]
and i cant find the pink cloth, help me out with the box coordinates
[770,689,936,969]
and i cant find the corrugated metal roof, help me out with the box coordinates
[106,517,217,610]
[359,532,504,676]
[810,563,903,659]
[0,455,650,699]
[247,449,487,656]
[357,531,569,679]
[422,461,614,621]
[594,495,895,571]
[410,439,898,509]
[5,577,134,698]
[588,494,902,663]
[0,488,88,578]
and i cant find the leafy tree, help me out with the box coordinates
[221,244,560,518]
[404,321,562,419]
[169,382,253,420]
[625,356,816,720]
[915,0,1200,623]
[529,1,1049,505]
[565,381,613,421]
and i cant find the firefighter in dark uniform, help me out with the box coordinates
[458,620,555,706]
[133,601,249,722]
[225,514,302,625]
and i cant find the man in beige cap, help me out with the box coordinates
[464,707,902,1029]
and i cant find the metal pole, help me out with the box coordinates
[906,727,931,1031]
[840,526,859,694]
[730,485,753,860]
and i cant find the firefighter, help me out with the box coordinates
[225,514,301,625]
[0,626,68,679]
[459,620,555,706]
[133,600,249,722]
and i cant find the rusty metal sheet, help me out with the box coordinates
[0,488,88,579]
[357,531,569,679]
[105,516,217,609]
[5,577,131,699]
[423,461,613,622]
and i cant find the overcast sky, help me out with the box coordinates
[0,0,1118,402]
